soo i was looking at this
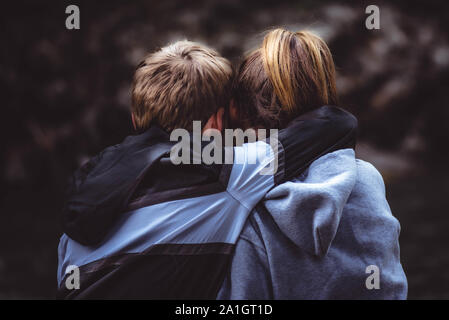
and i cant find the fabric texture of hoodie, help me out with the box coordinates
[217,148,408,299]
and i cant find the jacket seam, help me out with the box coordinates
[238,234,268,255]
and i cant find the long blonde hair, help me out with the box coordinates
[233,28,337,128]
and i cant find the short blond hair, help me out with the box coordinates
[131,41,233,132]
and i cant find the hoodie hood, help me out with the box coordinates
[218,147,408,300]
[264,148,357,257]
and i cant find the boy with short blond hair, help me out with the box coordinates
[131,40,232,132]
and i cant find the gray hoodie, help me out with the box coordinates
[217,148,407,299]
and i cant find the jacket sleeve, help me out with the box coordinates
[226,105,357,211]
[274,105,357,183]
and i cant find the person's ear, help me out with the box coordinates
[203,108,224,133]
[131,113,137,130]
[215,107,224,132]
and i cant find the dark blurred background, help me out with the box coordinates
[1,0,448,299]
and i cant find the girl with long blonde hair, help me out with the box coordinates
[219,28,407,300]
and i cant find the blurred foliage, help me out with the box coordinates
[1,0,448,298]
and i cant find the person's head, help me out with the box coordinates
[131,40,233,132]
[231,28,338,130]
